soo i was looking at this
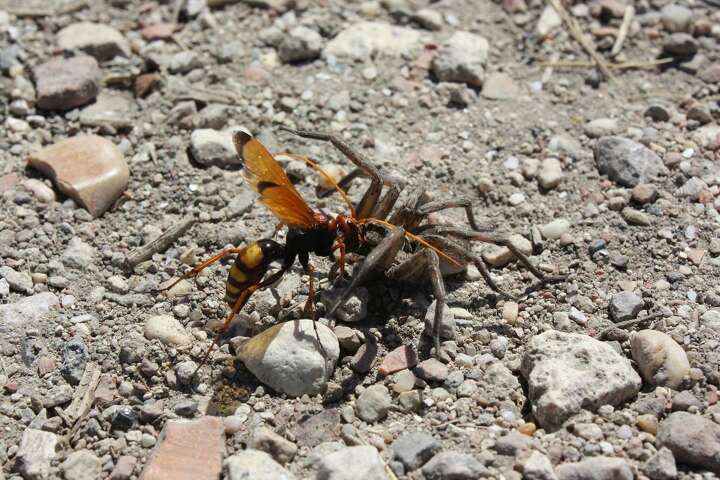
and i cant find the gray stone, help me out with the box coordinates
[238,319,340,397]
[522,450,558,480]
[317,445,388,480]
[583,118,620,138]
[555,457,632,480]
[538,157,564,190]
[33,55,101,111]
[356,384,391,423]
[661,4,693,33]
[521,330,641,430]
[0,266,33,293]
[663,33,698,57]
[594,136,663,187]
[701,309,720,331]
[609,291,643,321]
[548,134,585,160]
[676,177,708,201]
[189,126,246,168]
[422,451,490,479]
[622,207,652,226]
[57,22,130,61]
[144,315,192,347]
[61,237,95,269]
[174,398,198,417]
[175,361,198,385]
[60,449,101,480]
[61,337,88,385]
[631,330,690,389]
[432,31,489,87]
[642,447,677,480]
[168,51,202,73]
[194,104,229,129]
[537,5,562,36]
[481,72,519,100]
[423,299,456,340]
[109,455,136,480]
[495,431,536,456]
[324,22,421,60]
[320,287,369,323]
[391,432,440,471]
[415,358,449,383]
[0,292,59,326]
[43,384,74,408]
[278,26,323,63]
[16,429,58,480]
[657,412,720,473]
[79,90,136,130]
[249,427,298,464]
[225,449,296,480]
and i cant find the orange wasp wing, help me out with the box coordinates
[233,131,319,228]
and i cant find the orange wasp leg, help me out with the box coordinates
[155,249,245,293]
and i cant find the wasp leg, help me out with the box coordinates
[303,262,328,358]
[279,127,383,219]
[154,249,245,294]
[387,247,447,358]
[327,227,406,318]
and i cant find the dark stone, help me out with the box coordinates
[61,337,88,385]
[391,431,440,471]
[111,406,138,431]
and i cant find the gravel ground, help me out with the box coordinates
[1,0,720,479]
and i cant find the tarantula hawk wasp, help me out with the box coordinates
[156,128,455,373]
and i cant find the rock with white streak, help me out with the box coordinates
[57,22,130,61]
[630,330,690,389]
[16,429,58,480]
[521,330,641,430]
[0,292,59,327]
[238,319,339,397]
[594,137,663,187]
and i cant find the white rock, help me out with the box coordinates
[538,157,564,190]
[317,446,388,480]
[189,126,247,168]
[0,292,59,326]
[555,457,632,480]
[61,237,96,269]
[144,315,192,347]
[521,330,641,430]
[482,234,532,268]
[225,450,296,480]
[238,319,340,397]
[431,31,489,87]
[16,429,58,480]
[22,179,56,202]
[584,118,621,138]
[540,219,570,240]
[324,21,421,60]
[630,330,690,389]
[57,22,130,61]
[60,449,101,480]
[522,451,558,480]
[0,266,33,293]
[537,5,562,36]
[701,309,720,331]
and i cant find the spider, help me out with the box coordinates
[280,128,566,356]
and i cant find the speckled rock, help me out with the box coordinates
[594,137,663,187]
[33,55,101,110]
[57,22,130,60]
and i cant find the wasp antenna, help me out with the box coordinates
[281,152,357,219]
[360,218,462,267]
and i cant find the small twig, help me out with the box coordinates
[65,363,101,424]
[611,5,635,57]
[125,215,196,269]
[596,312,664,340]
[547,0,616,83]
[540,58,672,70]
[542,53,559,84]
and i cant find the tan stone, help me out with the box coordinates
[28,135,128,218]
[140,417,225,480]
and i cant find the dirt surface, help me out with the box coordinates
[1,0,720,479]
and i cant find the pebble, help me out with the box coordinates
[324,21,421,59]
[631,183,657,204]
[141,417,225,480]
[316,446,387,480]
[495,430,536,455]
[356,384,391,423]
[225,450,296,480]
[630,330,690,389]
[622,207,652,226]
[16,429,58,480]
[80,91,137,130]
[661,4,693,33]
[144,315,192,347]
[0,291,59,326]
[642,446,677,480]
[422,451,490,480]
[431,31,489,87]
[644,104,671,122]
[503,301,519,324]
[392,370,417,393]
[0,266,33,293]
[112,407,138,431]
[701,309,720,331]
[33,55,101,110]
[414,9,443,30]
[189,127,246,168]
[657,412,720,473]
[481,72,519,100]
[609,291,643,321]
[60,449,101,480]
[321,288,369,323]
[521,451,556,480]
[29,135,128,218]
[109,455,137,480]
[583,118,620,138]
[423,299,456,340]
[391,432,440,471]
[169,51,202,73]
[483,234,532,267]
[555,457,632,480]
[250,427,298,464]
[140,23,177,41]
[175,361,198,385]
[22,179,55,203]
[594,136,663,187]
[540,218,570,240]
[278,26,323,63]
[57,22,130,61]
[671,390,701,411]
[334,325,362,352]
[662,33,698,57]
[61,237,96,269]
[415,358,449,383]
[521,331,641,430]
[538,157,564,190]
[238,319,340,397]
[61,337,88,385]
[548,134,585,160]
[379,345,418,376]
[537,5,561,36]
[676,177,708,201]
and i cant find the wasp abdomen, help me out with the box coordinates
[224,242,265,306]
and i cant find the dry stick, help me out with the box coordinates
[541,58,672,70]
[596,312,664,340]
[125,215,196,269]
[542,53,559,84]
[547,0,616,83]
[611,5,635,57]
